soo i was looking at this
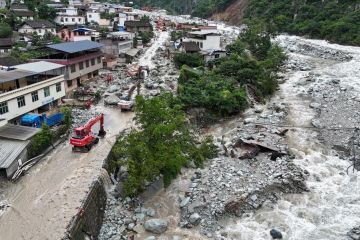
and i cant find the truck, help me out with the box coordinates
[20,113,64,128]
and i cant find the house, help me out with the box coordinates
[187,30,221,51]
[86,11,101,24]
[100,31,134,60]
[11,3,34,21]
[0,0,6,8]
[124,20,152,33]
[55,6,85,26]
[102,54,117,70]
[203,49,227,62]
[34,40,103,94]
[180,42,200,54]
[18,20,56,36]
[0,61,66,127]
[0,38,13,56]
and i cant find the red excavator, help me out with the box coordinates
[70,113,106,152]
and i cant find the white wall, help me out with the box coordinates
[188,35,221,51]
[87,12,100,24]
[18,25,56,36]
[55,15,85,25]
[0,76,65,127]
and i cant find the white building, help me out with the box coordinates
[0,61,66,127]
[86,11,100,24]
[18,20,56,36]
[187,30,221,51]
[55,7,85,26]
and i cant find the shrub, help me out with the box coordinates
[174,53,204,68]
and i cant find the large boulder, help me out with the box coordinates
[270,229,283,239]
[108,84,120,93]
[104,95,120,105]
[144,219,168,234]
[189,213,201,225]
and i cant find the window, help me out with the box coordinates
[17,96,26,108]
[44,87,50,97]
[72,18,75,22]
[65,18,68,22]
[79,62,84,70]
[56,83,62,92]
[61,17,64,22]
[31,91,38,102]
[86,60,89,67]
[38,29,42,33]
[78,18,81,22]
[215,54,220,59]
[0,101,8,115]
[71,64,76,73]
[67,80,73,87]
[97,57,101,64]
[91,58,95,66]
[200,42,203,48]
[89,14,92,18]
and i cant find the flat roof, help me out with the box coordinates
[0,69,35,83]
[126,48,140,57]
[14,61,64,73]
[0,124,41,141]
[188,30,220,36]
[0,138,30,168]
[47,40,103,53]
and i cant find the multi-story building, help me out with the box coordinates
[0,61,65,127]
[18,20,56,36]
[11,3,34,21]
[34,40,103,94]
[55,6,85,26]
[187,30,222,51]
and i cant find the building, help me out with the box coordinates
[11,3,34,21]
[86,10,100,24]
[0,0,6,8]
[124,20,152,33]
[203,50,227,62]
[0,38,13,56]
[180,42,201,54]
[34,40,103,94]
[0,56,21,71]
[100,31,134,58]
[18,20,56,36]
[0,61,66,127]
[55,7,85,26]
[187,30,221,51]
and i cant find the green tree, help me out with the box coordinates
[37,4,57,21]
[0,22,12,38]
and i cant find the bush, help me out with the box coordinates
[28,124,53,158]
[111,93,217,196]
[0,22,12,38]
[174,53,204,68]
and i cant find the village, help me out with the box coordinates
[0,0,233,179]
[1,1,360,240]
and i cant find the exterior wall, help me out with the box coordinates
[55,15,85,26]
[64,57,102,93]
[17,16,34,21]
[6,148,28,178]
[0,75,66,127]
[19,25,56,36]
[87,12,100,24]
[188,35,221,51]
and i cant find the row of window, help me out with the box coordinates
[71,57,102,73]
[0,83,62,115]
[60,17,84,23]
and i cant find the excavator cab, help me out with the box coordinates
[72,127,87,139]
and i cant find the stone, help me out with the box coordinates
[270,229,283,239]
[244,118,254,124]
[180,197,190,208]
[172,236,182,240]
[189,213,201,225]
[127,223,135,230]
[145,236,156,240]
[144,219,168,234]
[104,95,120,105]
[146,208,156,217]
[108,85,120,93]
[309,102,321,109]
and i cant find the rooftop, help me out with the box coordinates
[23,20,55,29]
[0,124,40,141]
[188,30,220,36]
[0,138,30,169]
[125,20,151,28]
[14,61,64,73]
[13,9,34,17]
[47,40,103,53]
[0,38,13,48]
[181,42,201,52]
[0,57,21,67]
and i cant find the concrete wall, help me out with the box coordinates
[64,177,107,240]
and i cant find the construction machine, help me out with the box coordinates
[70,113,106,152]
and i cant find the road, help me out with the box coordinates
[0,105,133,240]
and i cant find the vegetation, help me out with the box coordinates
[177,21,286,116]
[174,52,204,68]
[139,31,154,45]
[111,93,217,196]
[245,0,360,46]
[0,22,12,38]
[28,107,72,158]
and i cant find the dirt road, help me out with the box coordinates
[0,105,133,240]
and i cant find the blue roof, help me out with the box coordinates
[47,40,103,53]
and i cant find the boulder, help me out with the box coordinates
[180,197,190,208]
[145,236,156,240]
[104,95,120,105]
[144,219,168,234]
[108,85,120,93]
[270,229,283,239]
[146,208,156,217]
[189,213,201,225]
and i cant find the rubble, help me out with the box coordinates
[144,219,168,234]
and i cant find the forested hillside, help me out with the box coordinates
[244,0,360,45]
